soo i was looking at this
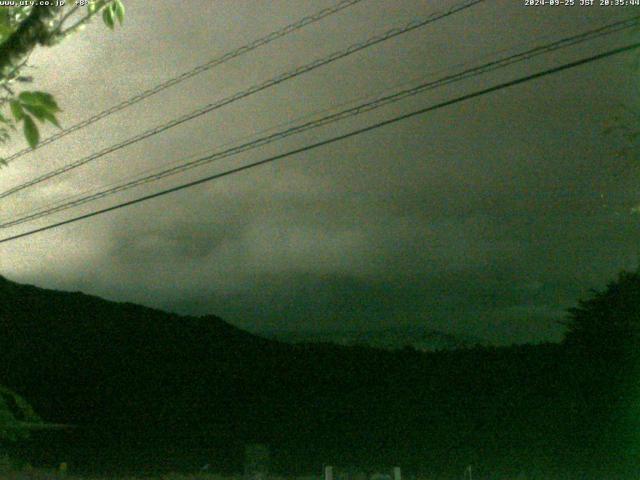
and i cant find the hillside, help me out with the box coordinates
[0,275,630,478]
[261,326,480,351]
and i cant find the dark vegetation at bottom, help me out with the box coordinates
[1,273,638,479]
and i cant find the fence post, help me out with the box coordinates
[325,465,334,480]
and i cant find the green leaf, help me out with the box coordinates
[23,115,39,149]
[0,25,13,43]
[18,91,42,104]
[10,100,23,121]
[114,0,125,25]
[45,112,61,129]
[88,0,107,15]
[102,6,115,29]
[0,9,10,29]
[22,104,60,128]
[18,91,60,112]
[0,9,14,41]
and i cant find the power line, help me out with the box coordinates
[0,0,483,200]
[8,14,634,225]
[0,41,636,245]
[2,15,636,228]
[2,0,365,165]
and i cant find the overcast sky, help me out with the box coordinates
[0,0,638,345]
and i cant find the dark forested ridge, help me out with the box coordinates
[0,273,638,479]
[260,326,479,351]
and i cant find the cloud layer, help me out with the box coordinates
[1,0,638,345]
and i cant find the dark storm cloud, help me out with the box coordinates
[1,0,638,344]
[90,156,629,344]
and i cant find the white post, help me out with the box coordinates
[393,467,401,480]
[325,465,334,480]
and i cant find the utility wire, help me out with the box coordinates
[8,13,633,223]
[2,15,636,228]
[0,0,483,200]
[0,41,637,245]
[2,0,365,164]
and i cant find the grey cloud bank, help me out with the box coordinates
[1,0,638,345]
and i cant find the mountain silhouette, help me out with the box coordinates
[261,325,481,351]
[0,274,631,478]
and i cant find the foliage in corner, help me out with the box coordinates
[0,385,42,443]
[562,269,640,354]
[0,0,125,161]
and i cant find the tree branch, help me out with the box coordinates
[60,1,114,37]
[0,5,63,79]
[51,5,80,37]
